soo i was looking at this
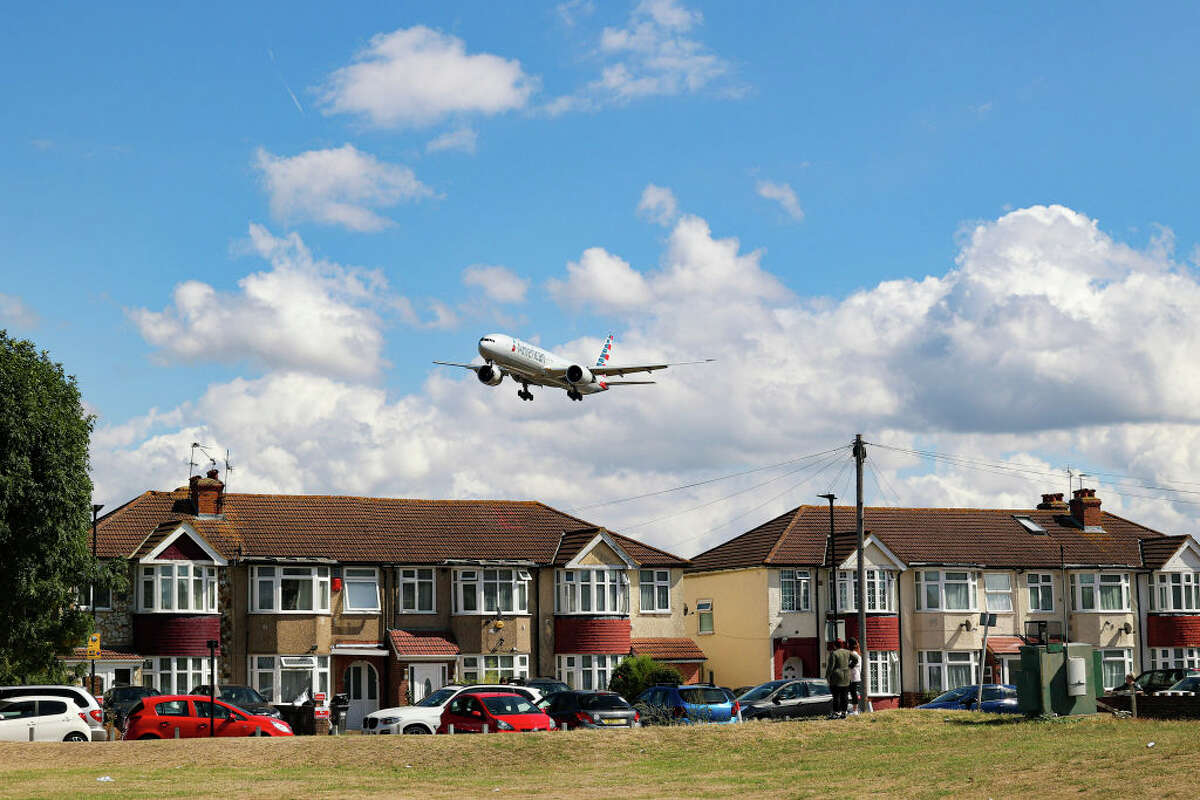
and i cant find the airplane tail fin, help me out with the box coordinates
[595,333,614,369]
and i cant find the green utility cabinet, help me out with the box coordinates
[1016,643,1103,716]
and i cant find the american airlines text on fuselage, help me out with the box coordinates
[513,341,548,366]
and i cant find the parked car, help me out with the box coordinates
[122,695,293,739]
[544,690,640,729]
[0,685,104,740]
[102,685,160,731]
[503,677,571,696]
[0,696,94,742]
[635,684,740,725]
[190,685,282,718]
[363,684,545,735]
[738,679,834,721]
[1159,676,1200,695]
[917,684,1020,713]
[1130,668,1200,695]
[436,691,555,733]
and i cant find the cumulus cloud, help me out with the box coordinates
[462,265,530,304]
[755,179,804,222]
[254,145,432,232]
[637,183,678,226]
[318,26,536,128]
[426,127,478,155]
[0,293,38,328]
[99,201,1200,558]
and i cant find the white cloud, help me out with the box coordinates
[462,265,530,304]
[637,183,677,226]
[426,127,478,155]
[755,179,804,222]
[98,201,1200,560]
[254,145,432,232]
[0,293,38,328]
[318,26,536,128]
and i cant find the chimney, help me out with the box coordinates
[1036,493,1068,511]
[1069,488,1102,529]
[189,468,225,516]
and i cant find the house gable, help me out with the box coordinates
[1160,537,1200,572]
[142,522,227,565]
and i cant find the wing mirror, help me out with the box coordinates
[772,697,781,704]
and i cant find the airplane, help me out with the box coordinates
[434,333,713,402]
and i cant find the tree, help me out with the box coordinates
[609,654,684,702]
[0,331,99,683]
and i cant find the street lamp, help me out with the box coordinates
[817,493,837,627]
[90,503,103,696]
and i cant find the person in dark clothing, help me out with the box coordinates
[825,639,853,717]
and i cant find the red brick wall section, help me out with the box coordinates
[1147,615,1200,647]
[554,618,632,654]
[773,637,819,679]
[870,696,900,711]
[833,615,900,651]
[133,614,221,657]
[675,662,701,683]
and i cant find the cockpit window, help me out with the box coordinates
[480,337,495,343]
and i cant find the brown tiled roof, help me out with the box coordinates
[1140,535,1192,570]
[630,637,706,662]
[63,647,142,661]
[690,503,1168,571]
[553,527,689,568]
[986,636,1024,656]
[94,490,687,566]
[388,629,459,657]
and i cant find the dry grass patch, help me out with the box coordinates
[0,711,1197,799]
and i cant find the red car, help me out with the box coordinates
[123,695,294,739]
[437,691,555,733]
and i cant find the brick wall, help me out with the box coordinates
[832,614,900,651]
[132,614,221,656]
[1146,615,1200,647]
[554,617,632,653]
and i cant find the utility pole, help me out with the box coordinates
[853,434,867,713]
[90,503,103,697]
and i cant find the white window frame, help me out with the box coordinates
[342,567,381,613]
[138,563,218,613]
[398,567,437,614]
[556,654,624,690]
[639,569,672,614]
[1153,572,1200,612]
[832,569,896,612]
[918,650,978,693]
[1099,648,1133,691]
[452,568,531,615]
[556,568,629,615]
[984,572,1013,613]
[141,656,213,694]
[1069,572,1130,612]
[867,650,899,696]
[77,584,113,611]
[915,570,978,612]
[248,655,330,705]
[1026,573,1054,613]
[458,654,529,683]
[250,565,331,614]
[697,598,714,635]
[1150,647,1200,671]
[780,569,811,613]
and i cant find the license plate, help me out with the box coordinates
[602,718,625,725]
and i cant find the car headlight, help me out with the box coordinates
[269,720,292,733]
[378,717,401,725]
[495,719,514,731]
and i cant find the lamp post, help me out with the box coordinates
[206,640,219,737]
[817,493,837,644]
[90,503,103,696]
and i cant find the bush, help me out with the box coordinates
[609,655,684,703]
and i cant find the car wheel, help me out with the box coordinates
[63,732,88,742]
[137,734,159,740]
[403,724,431,735]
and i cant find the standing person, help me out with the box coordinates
[847,637,862,714]
[825,639,852,718]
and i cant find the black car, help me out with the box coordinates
[502,677,571,696]
[1125,668,1200,695]
[190,685,282,718]
[737,679,833,721]
[101,685,160,730]
[545,690,640,729]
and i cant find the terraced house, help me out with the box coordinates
[83,470,704,726]
[684,489,1200,707]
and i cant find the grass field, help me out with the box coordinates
[1,711,1196,799]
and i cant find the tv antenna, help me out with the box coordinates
[189,442,234,494]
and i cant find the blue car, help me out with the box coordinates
[917,684,1019,713]
[635,684,740,724]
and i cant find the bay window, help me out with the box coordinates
[915,570,977,611]
[1151,647,1200,670]
[639,569,671,613]
[142,656,212,694]
[780,569,810,613]
[557,654,624,690]
[342,567,380,613]
[867,651,899,696]
[249,655,330,704]
[453,568,530,615]
[1153,572,1200,611]
[983,573,1013,612]
[398,567,436,613]
[138,563,218,613]
[556,569,629,614]
[1027,573,1054,612]
[250,565,331,613]
[458,654,529,683]
[1099,649,1133,691]
[1070,572,1129,611]
[918,650,978,692]
[831,570,895,612]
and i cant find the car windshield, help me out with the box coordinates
[579,694,631,711]
[481,696,538,715]
[679,688,730,705]
[417,688,458,708]
[929,687,971,704]
[805,680,832,697]
[1166,677,1200,693]
[219,687,267,706]
[738,681,789,702]
[531,681,570,694]
[111,687,157,702]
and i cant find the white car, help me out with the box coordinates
[363,684,545,735]
[0,685,105,741]
[0,695,93,742]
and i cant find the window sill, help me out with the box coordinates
[637,610,671,616]
[451,612,531,617]
[1068,610,1132,614]
[914,609,979,614]
[135,609,219,614]
[248,610,332,616]
[339,610,383,616]
[396,609,439,615]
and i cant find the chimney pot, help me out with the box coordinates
[1036,492,1068,511]
[190,469,225,516]
[1069,488,1102,529]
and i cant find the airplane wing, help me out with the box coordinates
[601,380,657,385]
[432,361,482,370]
[433,361,557,388]
[547,359,715,378]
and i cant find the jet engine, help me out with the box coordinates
[565,364,594,385]
[477,365,504,386]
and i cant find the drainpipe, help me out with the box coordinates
[1060,543,1070,644]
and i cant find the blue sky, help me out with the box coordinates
[5,1,1200,554]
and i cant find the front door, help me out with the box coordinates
[344,661,379,729]
[410,664,446,703]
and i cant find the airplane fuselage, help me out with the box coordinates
[478,334,608,394]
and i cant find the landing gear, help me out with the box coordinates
[567,389,583,401]
[517,383,533,401]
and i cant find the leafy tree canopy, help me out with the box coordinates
[609,654,684,702]
[0,331,102,683]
